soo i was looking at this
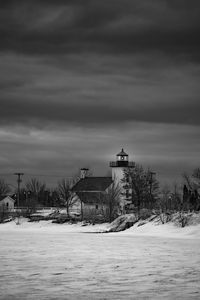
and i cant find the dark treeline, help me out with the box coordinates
[0,177,77,210]
[122,165,200,213]
[0,166,200,219]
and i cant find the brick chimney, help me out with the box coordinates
[80,168,89,179]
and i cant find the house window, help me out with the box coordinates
[6,203,9,209]
[95,204,98,210]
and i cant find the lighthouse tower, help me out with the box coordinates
[110,149,135,205]
[110,148,134,182]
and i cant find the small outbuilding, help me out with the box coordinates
[0,196,15,211]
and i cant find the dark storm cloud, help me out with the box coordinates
[0,48,199,128]
[1,93,200,127]
[0,0,200,60]
[0,0,200,185]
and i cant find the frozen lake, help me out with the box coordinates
[0,228,200,299]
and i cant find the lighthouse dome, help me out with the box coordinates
[117,148,128,157]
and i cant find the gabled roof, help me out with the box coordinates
[0,196,15,202]
[76,192,108,204]
[72,177,113,192]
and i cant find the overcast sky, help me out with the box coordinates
[0,0,200,188]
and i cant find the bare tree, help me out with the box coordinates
[25,178,46,206]
[157,185,171,223]
[57,178,77,216]
[0,179,11,223]
[123,164,159,214]
[182,169,200,211]
[192,168,200,189]
[106,179,121,222]
[170,182,182,211]
[183,169,200,192]
[158,185,171,209]
[146,169,159,209]
[183,172,193,190]
[0,179,11,198]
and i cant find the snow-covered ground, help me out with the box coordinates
[0,220,200,299]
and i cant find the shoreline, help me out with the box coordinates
[0,218,200,240]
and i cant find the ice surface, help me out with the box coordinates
[0,220,200,299]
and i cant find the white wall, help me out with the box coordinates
[111,167,125,184]
[0,197,15,211]
[111,167,130,211]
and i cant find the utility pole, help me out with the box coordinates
[14,173,24,207]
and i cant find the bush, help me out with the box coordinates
[139,208,153,220]
[0,208,10,223]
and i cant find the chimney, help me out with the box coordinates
[80,168,89,179]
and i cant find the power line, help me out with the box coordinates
[0,173,13,176]
[0,170,187,179]
[0,173,74,178]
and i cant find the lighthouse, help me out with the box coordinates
[110,148,135,206]
[109,148,134,182]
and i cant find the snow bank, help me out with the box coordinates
[118,221,200,239]
[0,218,108,233]
[106,214,138,232]
[0,213,200,240]
[102,212,200,239]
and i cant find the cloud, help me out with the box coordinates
[0,0,200,185]
[0,122,199,187]
[0,0,200,60]
[0,52,200,128]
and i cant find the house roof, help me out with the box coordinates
[76,192,108,204]
[72,177,113,192]
[0,196,15,202]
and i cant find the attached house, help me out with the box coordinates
[72,149,135,221]
[0,196,15,212]
[72,176,113,220]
